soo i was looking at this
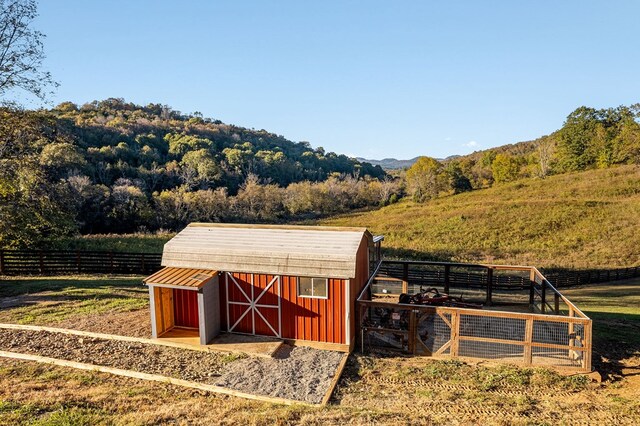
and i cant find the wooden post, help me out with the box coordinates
[450,311,460,357]
[402,262,408,283]
[524,317,533,365]
[76,250,81,273]
[0,250,5,275]
[583,320,592,371]
[444,264,450,294]
[554,293,560,315]
[568,309,577,361]
[408,310,417,354]
[540,282,546,314]
[110,251,114,273]
[142,253,146,274]
[38,251,44,274]
[485,267,493,306]
[529,269,535,311]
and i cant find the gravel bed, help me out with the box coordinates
[216,345,345,403]
[0,329,229,383]
[0,328,345,404]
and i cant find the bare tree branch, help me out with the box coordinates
[0,0,57,102]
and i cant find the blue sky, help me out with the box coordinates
[34,1,640,159]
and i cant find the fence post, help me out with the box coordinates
[38,250,44,274]
[76,250,81,273]
[524,317,533,365]
[541,282,546,314]
[554,293,560,315]
[450,311,460,357]
[408,310,417,354]
[583,320,592,372]
[0,250,4,275]
[142,253,146,274]
[528,269,535,310]
[109,251,114,273]
[485,267,493,306]
[444,264,450,294]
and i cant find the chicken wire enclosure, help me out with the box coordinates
[358,260,593,373]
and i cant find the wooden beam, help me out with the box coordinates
[0,350,313,406]
[486,267,493,306]
[320,353,349,406]
[523,318,533,366]
[450,311,460,357]
[282,338,351,353]
[0,323,228,355]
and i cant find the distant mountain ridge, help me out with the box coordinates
[357,155,461,170]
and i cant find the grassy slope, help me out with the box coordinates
[323,164,640,269]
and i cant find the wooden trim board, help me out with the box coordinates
[321,353,349,406]
[0,323,230,356]
[283,338,351,353]
[0,350,313,406]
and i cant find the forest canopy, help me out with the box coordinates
[0,99,394,247]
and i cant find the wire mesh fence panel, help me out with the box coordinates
[361,305,412,352]
[531,346,584,368]
[371,278,404,295]
[415,310,451,355]
[459,340,525,361]
[459,314,526,342]
[357,261,592,372]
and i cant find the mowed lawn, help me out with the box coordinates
[0,275,638,424]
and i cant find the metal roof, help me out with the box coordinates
[161,223,372,279]
[144,266,218,289]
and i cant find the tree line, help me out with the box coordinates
[0,101,398,248]
[404,104,640,201]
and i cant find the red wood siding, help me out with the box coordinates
[350,236,371,344]
[219,272,347,344]
[173,288,199,328]
[280,276,346,344]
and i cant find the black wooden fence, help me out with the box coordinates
[0,250,162,275]
[378,260,640,289]
[0,249,639,286]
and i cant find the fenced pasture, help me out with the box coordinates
[0,250,162,275]
[359,260,592,372]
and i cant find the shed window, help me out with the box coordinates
[298,277,328,299]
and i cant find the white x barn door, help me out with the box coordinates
[225,272,281,337]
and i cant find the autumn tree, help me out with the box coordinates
[491,154,520,183]
[405,156,445,202]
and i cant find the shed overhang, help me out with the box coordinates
[144,266,218,290]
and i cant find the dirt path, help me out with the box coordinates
[0,328,343,404]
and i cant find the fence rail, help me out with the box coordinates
[0,250,162,275]
[378,260,640,289]
[359,260,593,372]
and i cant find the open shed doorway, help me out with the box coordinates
[145,267,220,346]
[153,287,200,343]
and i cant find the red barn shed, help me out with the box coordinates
[143,223,381,352]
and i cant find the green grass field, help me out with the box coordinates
[53,233,173,253]
[0,275,638,424]
[322,164,640,269]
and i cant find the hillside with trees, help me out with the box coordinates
[0,100,397,248]
[400,104,640,201]
[324,164,640,269]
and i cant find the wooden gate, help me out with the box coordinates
[225,273,281,337]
